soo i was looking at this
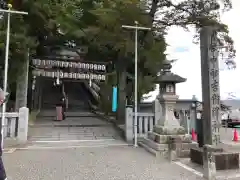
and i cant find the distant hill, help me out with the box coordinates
[222,100,240,110]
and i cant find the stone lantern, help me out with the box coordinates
[155,60,186,133]
[140,60,196,160]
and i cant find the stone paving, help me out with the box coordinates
[3,146,202,180]
[177,157,240,180]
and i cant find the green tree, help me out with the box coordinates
[0,0,84,108]
[149,0,235,62]
[0,0,235,115]
[81,0,166,121]
[80,0,235,120]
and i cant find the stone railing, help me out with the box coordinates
[83,81,100,101]
[125,106,155,142]
[0,107,29,144]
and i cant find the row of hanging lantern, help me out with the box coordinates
[32,59,106,71]
[32,70,106,81]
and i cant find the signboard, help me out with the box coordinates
[32,70,106,81]
[32,59,106,71]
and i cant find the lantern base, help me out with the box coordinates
[139,125,197,160]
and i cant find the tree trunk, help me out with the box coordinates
[15,53,29,111]
[116,63,127,125]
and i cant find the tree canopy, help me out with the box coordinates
[0,0,236,111]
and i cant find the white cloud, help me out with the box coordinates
[144,0,240,102]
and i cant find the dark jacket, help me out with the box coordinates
[0,157,6,180]
[0,124,6,180]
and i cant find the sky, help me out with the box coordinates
[144,0,240,102]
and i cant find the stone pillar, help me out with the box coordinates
[180,110,189,133]
[190,108,196,132]
[203,145,217,180]
[17,107,29,143]
[9,117,16,137]
[15,53,29,111]
[125,106,133,143]
[200,26,221,146]
[154,98,161,125]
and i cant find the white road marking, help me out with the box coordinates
[221,140,240,146]
[3,148,16,154]
[175,161,240,179]
[174,161,203,177]
[218,173,240,179]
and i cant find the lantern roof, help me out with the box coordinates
[155,60,186,84]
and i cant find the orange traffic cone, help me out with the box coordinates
[233,128,238,142]
[191,128,196,141]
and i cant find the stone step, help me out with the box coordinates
[25,139,128,149]
[139,137,198,159]
[142,137,168,151]
[138,141,159,157]
[147,131,192,144]
[142,136,198,153]
[178,149,192,158]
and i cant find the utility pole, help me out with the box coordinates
[122,21,151,147]
[0,3,28,149]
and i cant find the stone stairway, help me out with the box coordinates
[65,81,92,111]
[28,114,123,142]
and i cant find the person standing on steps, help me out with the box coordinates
[61,95,66,120]
[61,84,67,120]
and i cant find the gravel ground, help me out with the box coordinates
[3,146,202,180]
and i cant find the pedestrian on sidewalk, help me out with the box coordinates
[0,156,6,180]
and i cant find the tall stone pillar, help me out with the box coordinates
[200,27,221,146]
[190,26,239,173]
